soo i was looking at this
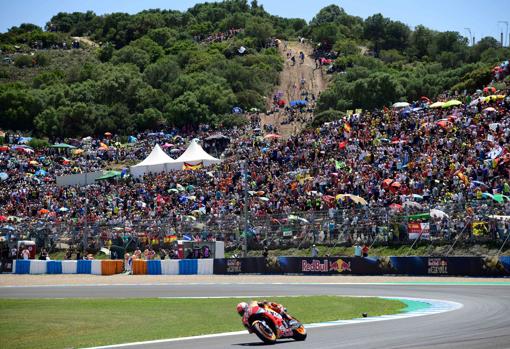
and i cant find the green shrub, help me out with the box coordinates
[14,55,33,68]
[28,138,49,149]
[34,53,50,66]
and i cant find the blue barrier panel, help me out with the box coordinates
[47,261,62,274]
[147,260,162,275]
[77,260,92,274]
[179,259,198,275]
[15,260,30,274]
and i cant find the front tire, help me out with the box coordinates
[252,320,277,344]
[292,325,307,341]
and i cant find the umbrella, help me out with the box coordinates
[288,215,310,224]
[58,207,69,212]
[0,172,8,181]
[290,100,308,107]
[429,101,444,108]
[403,201,423,209]
[336,194,368,205]
[442,100,462,108]
[50,143,76,149]
[471,180,487,187]
[389,203,403,211]
[127,136,137,143]
[29,160,39,166]
[104,132,112,137]
[412,194,424,200]
[483,86,497,94]
[0,146,9,152]
[436,120,452,129]
[392,102,410,108]
[205,134,230,141]
[169,148,181,153]
[95,170,121,180]
[35,169,47,176]
[259,197,270,202]
[430,209,449,219]
[0,216,7,222]
[249,108,260,112]
[161,143,174,148]
[38,209,50,215]
[264,134,282,139]
[232,106,243,114]
[484,107,496,113]
[382,179,393,188]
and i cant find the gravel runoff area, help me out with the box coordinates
[1,274,509,286]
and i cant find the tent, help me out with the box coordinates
[130,144,178,178]
[173,139,221,169]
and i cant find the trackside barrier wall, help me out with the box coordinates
[62,261,78,274]
[197,259,214,275]
[46,261,62,274]
[11,259,214,275]
[161,260,180,275]
[213,256,510,277]
[91,260,102,275]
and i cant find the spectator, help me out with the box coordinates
[311,244,319,257]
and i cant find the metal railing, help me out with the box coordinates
[2,200,510,255]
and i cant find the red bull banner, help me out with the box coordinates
[213,256,510,276]
[408,222,430,240]
[301,259,352,273]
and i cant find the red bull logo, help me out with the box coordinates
[301,259,352,273]
[329,258,351,273]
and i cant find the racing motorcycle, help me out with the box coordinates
[242,303,307,344]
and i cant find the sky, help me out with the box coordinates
[1,0,509,45]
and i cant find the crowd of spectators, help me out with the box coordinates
[1,63,510,253]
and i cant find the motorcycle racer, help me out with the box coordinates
[236,300,297,330]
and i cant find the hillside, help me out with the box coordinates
[0,1,509,137]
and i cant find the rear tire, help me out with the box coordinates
[292,326,307,341]
[252,320,277,344]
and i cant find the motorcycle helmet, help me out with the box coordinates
[236,302,248,316]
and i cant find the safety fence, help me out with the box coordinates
[213,256,510,277]
[4,201,510,255]
[11,259,214,275]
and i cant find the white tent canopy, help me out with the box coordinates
[174,138,221,167]
[130,144,177,178]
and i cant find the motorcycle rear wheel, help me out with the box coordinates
[252,320,277,344]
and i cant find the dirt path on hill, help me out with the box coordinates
[260,41,329,137]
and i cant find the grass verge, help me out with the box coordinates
[0,296,404,349]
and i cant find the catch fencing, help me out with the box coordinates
[4,200,510,254]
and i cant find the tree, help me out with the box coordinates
[165,91,209,126]
[143,56,180,89]
[364,14,388,55]
[245,17,273,48]
[111,46,150,71]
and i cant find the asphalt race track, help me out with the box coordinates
[1,282,509,349]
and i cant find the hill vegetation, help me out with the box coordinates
[0,1,509,137]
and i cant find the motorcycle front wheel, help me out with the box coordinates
[251,320,277,344]
[292,325,307,341]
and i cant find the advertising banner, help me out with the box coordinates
[408,222,430,240]
[213,256,510,276]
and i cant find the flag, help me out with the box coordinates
[335,160,346,170]
[183,234,192,241]
[472,221,488,236]
[164,235,177,243]
[183,162,203,170]
[344,123,352,133]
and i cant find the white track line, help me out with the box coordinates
[82,296,462,349]
[1,281,509,288]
